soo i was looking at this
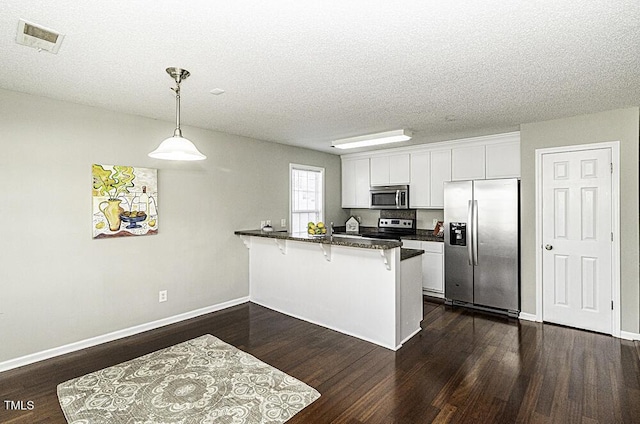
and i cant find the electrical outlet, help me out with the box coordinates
[159,290,167,303]
[260,220,266,229]
[280,218,286,228]
[266,220,271,226]
[432,218,439,228]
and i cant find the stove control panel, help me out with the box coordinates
[378,218,415,229]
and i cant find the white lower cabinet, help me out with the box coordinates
[401,239,444,297]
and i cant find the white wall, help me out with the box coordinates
[520,107,639,333]
[0,88,347,363]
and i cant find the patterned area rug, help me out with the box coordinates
[57,334,320,423]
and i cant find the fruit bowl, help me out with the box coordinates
[307,221,327,237]
[120,212,147,229]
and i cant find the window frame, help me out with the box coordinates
[289,163,325,234]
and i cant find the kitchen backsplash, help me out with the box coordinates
[348,209,444,230]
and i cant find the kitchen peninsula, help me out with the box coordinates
[234,230,424,350]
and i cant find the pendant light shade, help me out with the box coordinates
[149,135,205,161]
[149,67,206,161]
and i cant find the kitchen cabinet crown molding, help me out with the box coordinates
[339,131,520,160]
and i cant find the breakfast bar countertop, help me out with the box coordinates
[234,229,402,250]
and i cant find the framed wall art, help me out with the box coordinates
[92,164,158,239]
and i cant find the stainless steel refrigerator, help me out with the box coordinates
[444,178,520,316]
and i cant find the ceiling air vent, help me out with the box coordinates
[16,19,65,54]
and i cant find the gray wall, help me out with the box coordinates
[0,88,347,363]
[520,107,639,333]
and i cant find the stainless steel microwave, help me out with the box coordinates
[370,185,409,209]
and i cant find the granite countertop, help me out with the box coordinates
[333,226,444,243]
[401,232,444,243]
[401,248,425,261]
[234,229,403,250]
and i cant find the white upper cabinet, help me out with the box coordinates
[451,134,521,181]
[370,153,409,186]
[485,140,520,179]
[389,154,410,184]
[369,156,389,186]
[341,157,370,208]
[451,144,485,181]
[341,131,519,209]
[409,152,430,208]
[429,149,452,207]
[410,149,451,208]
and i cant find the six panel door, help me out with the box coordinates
[541,148,612,334]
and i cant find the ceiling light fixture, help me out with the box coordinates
[149,67,206,161]
[331,129,412,150]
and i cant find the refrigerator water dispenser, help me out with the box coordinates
[449,222,467,246]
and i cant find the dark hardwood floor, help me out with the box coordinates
[1,297,639,423]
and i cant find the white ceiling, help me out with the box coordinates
[1,1,638,154]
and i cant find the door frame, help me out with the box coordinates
[534,141,620,337]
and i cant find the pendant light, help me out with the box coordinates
[149,67,206,161]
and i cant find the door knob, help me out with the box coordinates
[545,244,553,250]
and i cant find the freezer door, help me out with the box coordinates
[473,179,520,311]
[444,181,474,303]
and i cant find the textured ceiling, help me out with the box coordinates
[1,1,638,154]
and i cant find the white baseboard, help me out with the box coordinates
[516,315,639,340]
[518,312,540,322]
[398,327,422,348]
[422,290,444,299]
[620,331,640,341]
[0,296,250,373]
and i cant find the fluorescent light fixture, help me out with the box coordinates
[331,129,412,150]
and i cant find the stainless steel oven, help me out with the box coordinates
[370,185,409,209]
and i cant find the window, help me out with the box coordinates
[290,164,324,234]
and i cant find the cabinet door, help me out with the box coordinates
[452,145,485,181]
[370,156,390,186]
[389,153,410,185]
[353,158,370,208]
[423,251,444,293]
[430,149,451,208]
[409,152,430,208]
[341,158,370,208]
[485,141,520,178]
[341,158,356,208]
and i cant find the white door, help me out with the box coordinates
[541,148,612,334]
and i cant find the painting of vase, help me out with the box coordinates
[92,164,158,239]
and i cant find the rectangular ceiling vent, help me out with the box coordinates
[16,19,65,54]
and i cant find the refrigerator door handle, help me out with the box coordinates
[467,200,473,265]
[473,200,479,265]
